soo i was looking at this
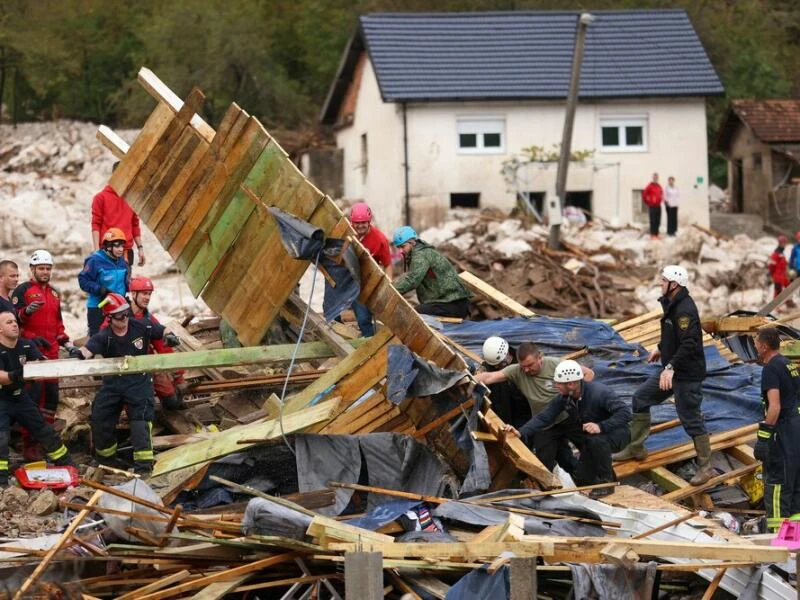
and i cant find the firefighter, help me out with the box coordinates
[128,276,185,410]
[71,293,180,475]
[612,265,714,485]
[754,327,800,531]
[0,310,74,486]
[78,227,131,336]
[505,360,631,498]
[11,250,76,460]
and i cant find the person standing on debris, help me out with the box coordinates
[613,265,714,485]
[79,227,131,336]
[11,250,76,460]
[505,360,631,498]
[788,232,800,279]
[664,176,680,236]
[127,276,185,410]
[754,327,800,530]
[476,342,593,473]
[480,337,531,429]
[91,163,145,267]
[0,311,74,486]
[348,202,392,337]
[768,235,791,298]
[642,172,663,240]
[0,260,20,317]
[392,226,472,319]
[71,293,180,475]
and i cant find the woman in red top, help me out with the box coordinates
[349,202,392,337]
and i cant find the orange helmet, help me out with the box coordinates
[98,292,130,315]
[102,228,126,244]
[130,276,154,292]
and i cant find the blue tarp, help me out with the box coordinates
[442,317,763,452]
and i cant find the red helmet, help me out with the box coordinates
[102,227,126,244]
[778,235,788,246]
[795,231,800,242]
[98,292,130,315]
[130,276,154,292]
[349,202,372,223]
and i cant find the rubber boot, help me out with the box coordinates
[690,434,715,485]
[612,413,651,461]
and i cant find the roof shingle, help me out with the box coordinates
[730,99,800,143]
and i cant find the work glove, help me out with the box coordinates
[754,422,776,462]
[68,347,85,360]
[24,301,44,315]
[32,337,52,351]
[7,369,23,385]
[98,287,109,299]
[163,333,180,348]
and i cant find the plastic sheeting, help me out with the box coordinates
[568,562,658,599]
[443,317,764,452]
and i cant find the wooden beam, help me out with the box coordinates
[757,277,800,316]
[459,271,535,317]
[307,515,394,546]
[96,125,130,160]
[345,552,383,600]
[284,292,354,358]
[23,340,366,380]
[662,463,761,502]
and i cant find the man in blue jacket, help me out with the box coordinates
[78,227,130,336]
[505,359,631,498]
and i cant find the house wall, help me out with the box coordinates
[335,57,712,233]
[725,124,773,217]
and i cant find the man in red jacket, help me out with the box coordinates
[768,235,791,299]
[11,250,76,460]
[91,163,145,267]
[642,172,664,240]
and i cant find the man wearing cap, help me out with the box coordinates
[0,311,74,486]
[72,293,180,475]
[348,202,392,337]
[79,227,131,336]
[12,250,76,460]
[505,359,631,497]
[91,167,145,267]
[613,265,713,485]
[392,225,471,318]
[477,342,592,474]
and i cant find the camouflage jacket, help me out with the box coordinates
[394,240,471,304]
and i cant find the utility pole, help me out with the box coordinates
[549,12,593,250]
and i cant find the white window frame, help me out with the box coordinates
[457,117,506,154]
[599,117,648,153]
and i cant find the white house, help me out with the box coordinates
[320,10,724,232]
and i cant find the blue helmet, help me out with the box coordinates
[393,225,418,246]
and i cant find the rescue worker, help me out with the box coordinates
[477,342,592,474]
[789,231,800,279]
[506,360,631,498]
[71,293,180,475]
[128,276,185,410]
[480,336,531,429]
[753,327,800,531]
[79,227,131,336]
[348,202,393,337]
[613,266,714,485]
[0,260,20,317]
[0,310,74,486]
[11,250,76,460]
[392,226,471,318]
[768,235,790,298]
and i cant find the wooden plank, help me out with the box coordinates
[190,574,253,600]
[307,515,394,546]
[646,467,690,492]
[24,340,366,380]
[137,67,215,143]
[96,125,130,159]
[285,292,354,357]
[152,398,339,476]
[662,463,761,502]
[459,270,535,317]
[612,310,662,333]
[757,277,800,316]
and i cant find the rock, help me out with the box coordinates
[1,486,29,511]
[27,490,59,516]
[493,238,532,258]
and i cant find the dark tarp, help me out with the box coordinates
[445,565,509,600]
[386,344,467,405]
[568,562,658,599]
[442,317,764,452]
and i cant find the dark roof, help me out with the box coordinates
[720,100,800,148]
[321,10,723,124]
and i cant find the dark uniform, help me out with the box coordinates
[0,338,71,483]
[758,354,800,530]
[519,381,630,486]
[634,287,706,434]
[483,356,531,430]
[86,318,165,473]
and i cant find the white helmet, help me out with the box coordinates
[482,336,509,366]
[29,250,53,266]
[553,359,584,383]
[662,265,688,287]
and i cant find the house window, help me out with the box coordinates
[600,118,648,152]
[457,118,505,154]
[752,153,762,170]
[360,133,368,182]
[450,193,480,208]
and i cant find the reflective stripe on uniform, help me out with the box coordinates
[133,449,154,462]
[46,445,68,461]
[0,459,8,471]
[96,443,118,458]
[770,483,783,530]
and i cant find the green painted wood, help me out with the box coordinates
[23,339,368,380]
